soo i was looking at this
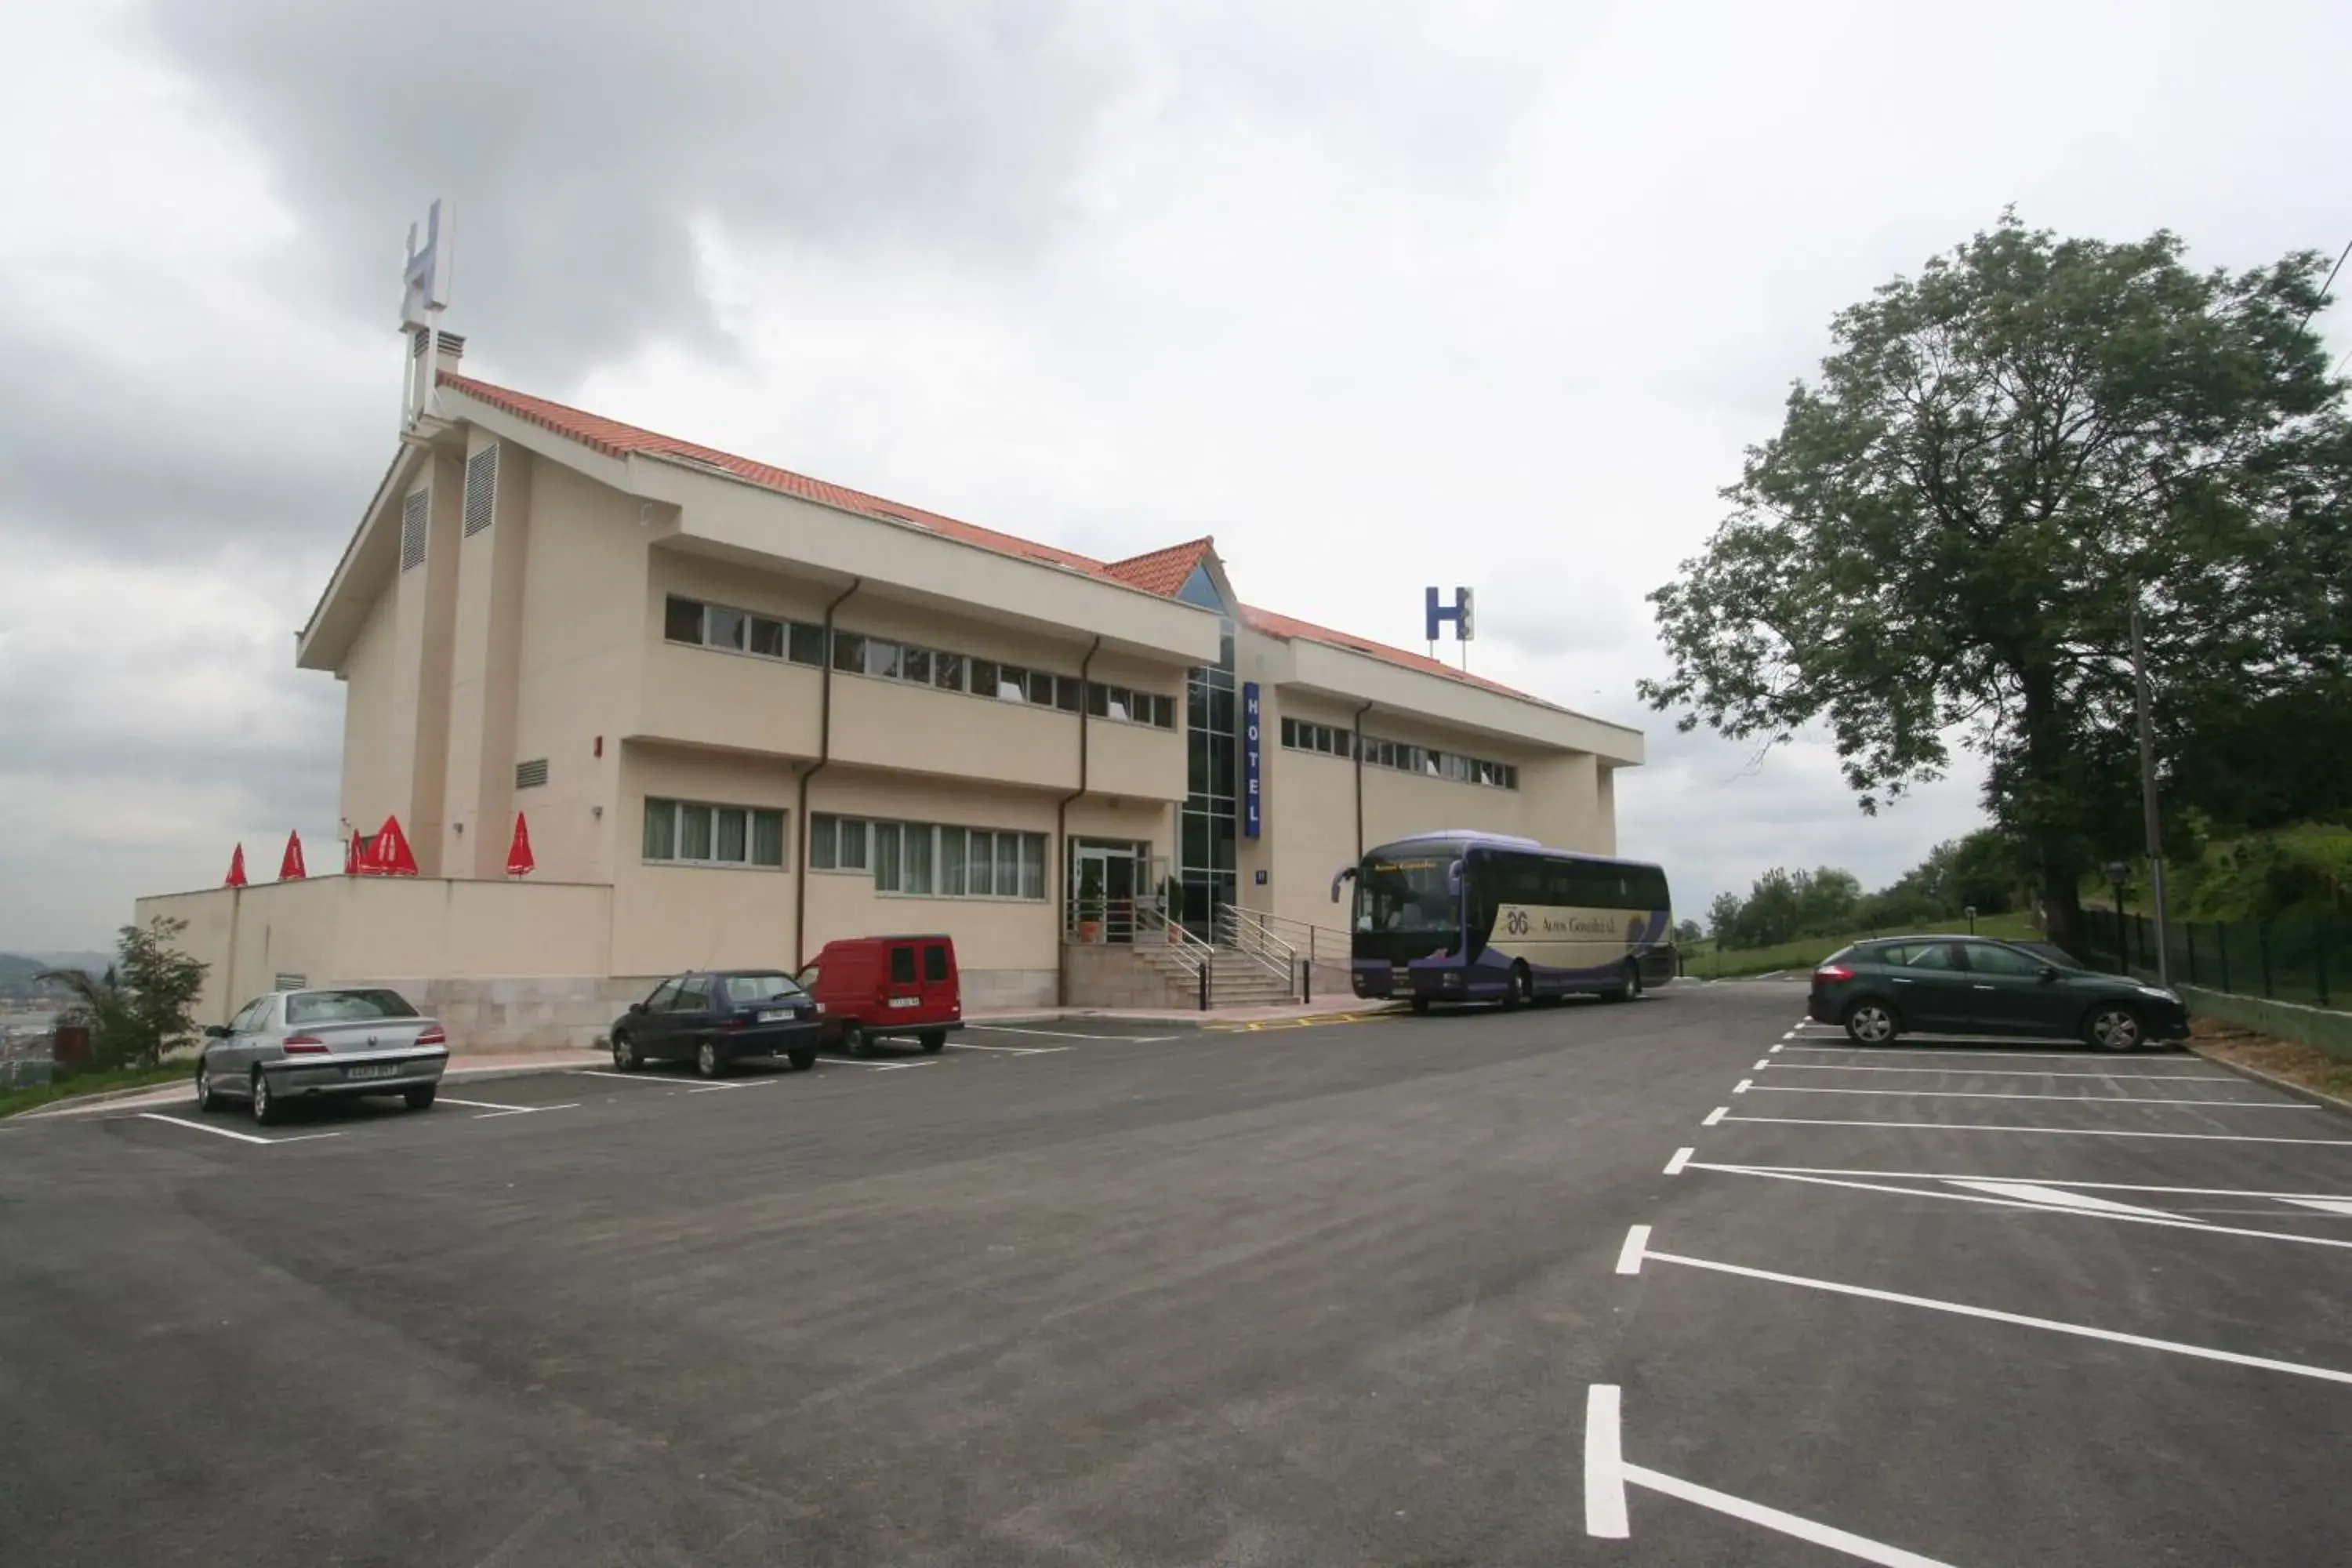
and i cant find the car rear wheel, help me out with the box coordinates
[610,1032,639,1072]
[2085,1004,2144,1053]
[840,1022,869,1058]
[251,1069,283,1127]
[194,1065,216,1112]
[919,1029,946,1054]
[403,1084,437,1111]
[696,1040,726,1079]
[1843,999,1898,1046]
[788,1049,818,1072]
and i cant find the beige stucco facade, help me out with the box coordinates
[138,352,1642,1045]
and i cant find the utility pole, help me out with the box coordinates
[2129,600,2172,989]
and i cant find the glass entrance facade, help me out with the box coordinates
[1177,565,1237,934]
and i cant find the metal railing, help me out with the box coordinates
[1064,896,1214,992]
[1214,906,1298,986]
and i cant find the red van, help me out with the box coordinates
[796,935,963,1055]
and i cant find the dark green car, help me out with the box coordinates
[1807,937,2190,1051]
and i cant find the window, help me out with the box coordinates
[1905,943,1964,971]
[1965,943,2046,977]
[643,978,682,1011]
[904,647,932,685]
[665,593,828,665]
[665,596,705,644]
[811,814,870,873]
[515,758,549,789]
[1353,732,1517,789]
[833,632,866,673]
[749,617,786,659]
[287,989,419,1025]
[644,798,786,868]
[1279,718,1352,757]
[668,976,711,1011]
[890,947,918,985]
[865,639,902,679]
[789,622,826,666]
[720,974,806,1006]
[924,945,950,982]
[934,652,967,692]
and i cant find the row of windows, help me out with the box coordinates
[643,799,789,868]
[666,596,1177,730]
[1277,717,1519,790]
[1483,851,1670,912]
[810,814,1049,900]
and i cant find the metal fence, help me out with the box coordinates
[2079,907,2350,1011]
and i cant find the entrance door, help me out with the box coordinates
[1073,844,1141,942]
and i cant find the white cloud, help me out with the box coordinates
[2,0,2348,945]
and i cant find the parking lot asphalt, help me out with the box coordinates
[4,986,2349,1566]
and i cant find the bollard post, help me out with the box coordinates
[1198,960,1209,1012]
[1300,956,1311,1005]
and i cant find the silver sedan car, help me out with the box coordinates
[194,988,449,1125]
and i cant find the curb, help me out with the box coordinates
[2187,1042,2352,1120]
[8,1077,193,1119]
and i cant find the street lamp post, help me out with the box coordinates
[2129,602,2173,989]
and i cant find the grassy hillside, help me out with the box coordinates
[2084,824,2352,922]
[1682,909,2042,981]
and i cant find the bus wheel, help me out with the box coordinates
[1504,963,1531,1011]
[1608,961,1643,1004]
[1408,997,1431,1015]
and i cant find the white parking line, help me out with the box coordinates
[945,1041,1069,1055]
[1718,1113,2352,1145]
[1733,1078,1753,1094]
[474,1103,582,1119]
[822,1058,942,1071]
[436,1095,541,1112]
[1761,1062,2237,1081]
[1769,1042,1784,1053]
[134,1113,341,1146]
[1623,1461,1965,1566]
[1643,1244,2352,1388]
[1703,1106,1728,1127]
[1744,1083,2307,1109]
[1780,1045,2161,1062]
[965,1025,1179,1043]
[1664,1147,1693,1175]
[1754,1058,1771,1070]
[1584,1385,1628,1537]
[573,1070,678,1086]
[1680,1163,2352,1201]
[1615,1225,1650,1275]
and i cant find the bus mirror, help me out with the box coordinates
[1447,859,1464,892]
[1329,866,1356,903]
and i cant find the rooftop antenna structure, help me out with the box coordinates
[399,199,453,428]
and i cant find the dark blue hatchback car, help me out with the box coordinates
[1808,936,2190,1051]
[608,970,822,1078]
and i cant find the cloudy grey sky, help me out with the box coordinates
[4,0,2350,949]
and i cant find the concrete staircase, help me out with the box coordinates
[1123,942,1297,1007]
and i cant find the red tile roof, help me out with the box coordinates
[441,373,1548,706]
[1102,537,1214,597]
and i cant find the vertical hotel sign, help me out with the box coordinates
[1242,682,1263,838]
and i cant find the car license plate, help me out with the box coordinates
[887,996,920,1008]
[347,1063,399,1080]
[757,1009,793,1023]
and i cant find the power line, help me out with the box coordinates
[2303,237,2352,328]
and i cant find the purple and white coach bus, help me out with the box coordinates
[1334,830,1676,1012]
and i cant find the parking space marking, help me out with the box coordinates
[573,1070,678,1087]
[1615,1225,1650,1275]
[2283,1197,2352,1216]
[1719,1113,2352,1145]
[1947,1180,2184,1218]
[1676,1163,2352,1203]
[1761,1062,2238,1082]
[1642,1242,2352,1388]
[686,1082,750,1093]
[1585,1385,1962,1564]
[965,1025,1179,1043]
[1780,1044,2171,1062]
[133,1113,341,1146]
[435,1095,544,1112]
[472,1103,582,1119]
[1733,1078,1752,1094]
[945,1040,1068,1055]
[1754,1058,1771,1070]
[1664,1146,1693,1175]
[1702,1106,1728,1127]
[1744,1083,2308,1109]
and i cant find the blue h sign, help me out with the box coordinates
[1242,682,1263,839]
[1425,586,1475,643]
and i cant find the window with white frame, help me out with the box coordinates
[811,814,1046,898]
[664,595,827,667]
[1086,682,1178,729]
[1279,717,1354,757]
[1295,724,1516,789]
[642,798,788,867]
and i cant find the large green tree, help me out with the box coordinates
[1642,215,2352,953]
[40,917,207,1073]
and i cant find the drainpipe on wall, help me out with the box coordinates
[792,577,863,971]
[1054,636,1105,1007]
[1352,699,1374,861]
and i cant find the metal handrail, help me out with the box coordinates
[1231,907,1352,972]
[1216,906,1297,985]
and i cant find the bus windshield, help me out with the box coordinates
[1356,854,1460,936]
